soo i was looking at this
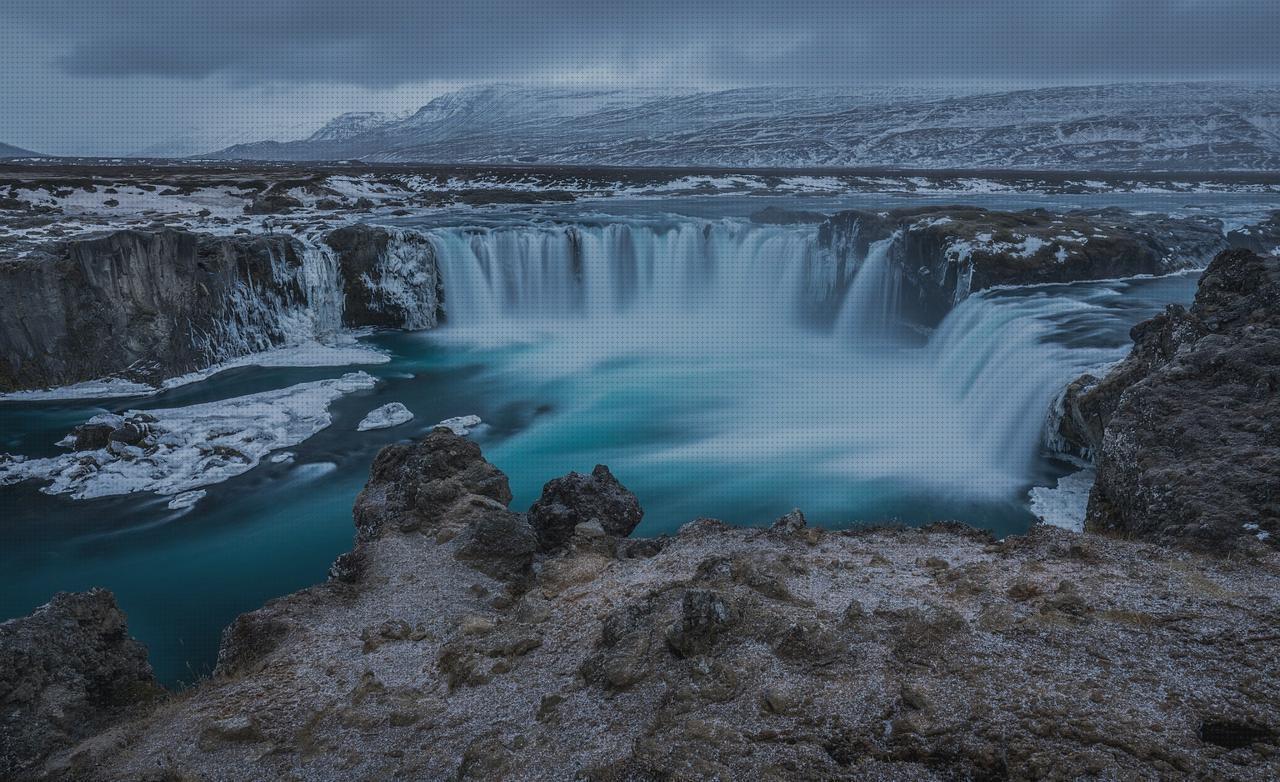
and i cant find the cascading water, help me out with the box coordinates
[409,218,1138,527]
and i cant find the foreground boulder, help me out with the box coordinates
[29,431,1280,781]
[1060,248,1280,548]
[0,590,160,778]
[527,464,643,551]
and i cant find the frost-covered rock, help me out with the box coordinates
[357,402,414,431]
[0,589,161,778]
[0,229,315,392]
[818,207,1225,323]
[325,225,442,330]
[0,372,378,500]
[47,432,1280,781]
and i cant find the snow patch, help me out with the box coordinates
[0,378,157,402]
[0,372,378,500]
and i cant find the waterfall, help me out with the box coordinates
[415,217,1148,511]
[426,221,845,329]
[832,233,902,345]
[299,243,344,338]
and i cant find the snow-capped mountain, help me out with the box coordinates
[210,82,1280,171]
[306,111,412,142]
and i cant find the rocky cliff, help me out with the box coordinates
[0,229,312,391]
[0,225,444,392]
[819,208,1226,324]
[11,430,1278,781]
[1057,248,1280,549]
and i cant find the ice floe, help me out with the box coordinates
[434,415,482,436]
[0,372,378,500]
[357,402,415,431]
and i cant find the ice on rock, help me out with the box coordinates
[357,402,415,431]
[434,415,482,436]
[0,372,378,501]
[1028,469,1095,533]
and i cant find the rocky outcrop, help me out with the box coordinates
[0,228,310,391]
[1058,249,1280,548]
[820,207,1226,324]
[324,224,442,329]
[27,431,1280,781]
[527,464,643,552]
[1227,210,1280,256]
[0,590,160,778]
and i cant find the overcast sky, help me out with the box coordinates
[3,0,1278,155]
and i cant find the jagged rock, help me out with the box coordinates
[580,603,654,690]
[70,416,119,450]
[214,611,291,677]
[666,589,735,658]
[0,590,160,778]
[1056,302,1205,455]
[1084,248,1280,548]
[28,433,1280,781]
[768,508,807,536]
[528,464,643,552]
[353,429,512,539]
[1227,210,1280,256]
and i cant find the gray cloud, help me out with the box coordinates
[6,0,1280,88]
[2,1,1278,155]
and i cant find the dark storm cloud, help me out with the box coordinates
[6,0,1280,87]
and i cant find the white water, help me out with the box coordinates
[413,219,1125,523]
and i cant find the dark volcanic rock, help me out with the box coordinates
[1055,303,1205,456]
[243,193,303,214]
[1079,249,1280,548]
[666,589,735,658]
[353,428,513,540]
[749,206,828,225]
[454,507,540,583]
[528,464,644,551]
[1227,210,1280,256]
[0,228,309,391]
[324,224,441,329]
[0,590,160,778]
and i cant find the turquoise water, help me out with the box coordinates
[0,202,1211,687]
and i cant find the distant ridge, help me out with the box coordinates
[0,142,43,159]
[206,82,1280,171]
